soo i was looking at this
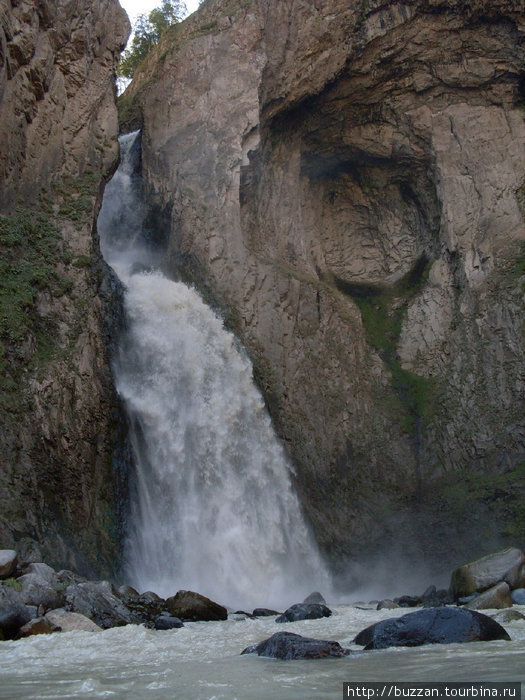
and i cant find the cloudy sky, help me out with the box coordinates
[120,0,201,27]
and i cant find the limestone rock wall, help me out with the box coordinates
[124,0,524,575]
[0,0,130,575]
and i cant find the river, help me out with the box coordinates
[1,604,524,698]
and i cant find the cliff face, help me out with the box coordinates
[0,0,129,574]
[124,0,524,575]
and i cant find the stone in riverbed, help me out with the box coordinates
[252,608,280,617]
[303,591,326,605]
[154,613,184,630]
[0,585,33,640]
[491,608,525,624]
[511,588,525,605]
[18,563,64,612]
[450,548,525,599]
[241,631,351,659]
[394,595,422,608]
[45,609,102,632]
[116,588,166,626]
[354,607,510,650]
[65,581,136,629]
[464,582,512,610]
[0,550,18,579]
[166,590,227,622]
[376,599,400,610]
[18,616,59,637]
[275,603,332,623]
[421,586,454,608]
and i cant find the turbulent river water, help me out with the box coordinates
[4,132,523,699]
[2,605,525,699]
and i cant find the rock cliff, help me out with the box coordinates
[123,0,524,578]
[0,0,129,575]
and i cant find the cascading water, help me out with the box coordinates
[97,131,330,608]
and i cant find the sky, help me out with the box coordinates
[119,0,201,26]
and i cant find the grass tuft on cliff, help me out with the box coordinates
[0,208,72,411]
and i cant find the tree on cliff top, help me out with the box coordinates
[118,0,187,80]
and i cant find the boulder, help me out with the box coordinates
[450,548,525,599]
[45,609,102,632]
[394,595,422,608]
[18,564,64,612]
[511,588,525,605]
[117,589,166,626]
[57,570,87,587]
[377,599,400,610]
[241,631,351,659]
[65,581,135,629]
[275,603,332,623]
[491,608,525,624]
[166,590,227,622]
[354,607,510,650]
[154,614,184,630]
[252,608,280,617]
[0,585,33,640]
[421,586,454,608]
[303,591,326,605]
[231,611,255,620]
[464,582,512,611]
[18,616,59,637]
[0,550,18,579]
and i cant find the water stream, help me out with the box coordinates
[97,131,330,608]
[2,605,524,699]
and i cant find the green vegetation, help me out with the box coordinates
[3,578,22,592]
[335,256,439,436]
[118,0,187,80]
[0,208,73,411]
[434,462,525,540]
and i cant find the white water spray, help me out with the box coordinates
[98,132,330,608]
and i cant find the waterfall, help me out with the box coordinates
[98,131,330,608]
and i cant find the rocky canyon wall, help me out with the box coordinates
[0,0,129,575]
[123,0,524,579]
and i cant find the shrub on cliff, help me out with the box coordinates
[118,0,187,79]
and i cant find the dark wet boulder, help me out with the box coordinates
[166,590,227,622]
[450,548,525,599]
[253,608,280,617]
[421,587,454,608]
[65,581,136,629]
[303,591,326,605]
[230,611,255,620]
[377,599,400,610]
[119,589,166,626]
[464,582,512,610]
[0,585,33,640]
[154,613,184,630]
[241,631,351,659]
[354,607,510,650]
[276,603,332,623]
[394,595,422,608]
[511,588,525,605]
[0,550,18,579]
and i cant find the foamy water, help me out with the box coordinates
[2,605,524,699]
[97,131,331,608]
